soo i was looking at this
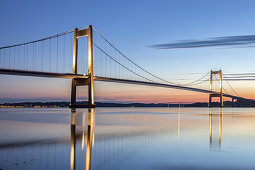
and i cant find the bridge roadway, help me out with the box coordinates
[0,68,251,101]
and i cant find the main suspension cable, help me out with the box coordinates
[92,27,179,85]
[182,71,210,86]
[0,29,74,50]
[223,74,240,97]
[92,41,153,82]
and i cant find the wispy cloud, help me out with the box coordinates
[149,35,255,49]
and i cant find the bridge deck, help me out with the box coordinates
[0,68,251,101]
[94,76,248,100]
[0,69,86,79]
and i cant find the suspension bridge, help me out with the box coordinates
[0,25,253,107]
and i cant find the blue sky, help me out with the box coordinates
[1,0,255,103]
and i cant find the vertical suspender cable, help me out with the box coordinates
[110,48,111,78]
[83,38,85,74]
[33,43,35,70]
[17,46,20,69]
[26,45,27,70]
[0,49,2,68]
[23,45,25,70]
[10,48,12,68]
[63,35,65,73]
[49,38,51,72]
[15,47,17,69]
[105,42,107,77]
[9,48,10,69]
[118,52,120,79]
[2,49,4,68]
[94,35,96,76]
[35,43,37,70]
[0,49,1,68]
[98,43,100,76]
[14,47,16,69]
[17,46,19,70]
[57,36,59,72]
[114,49,116,78]
[41,41,43,71]
[27,44,29,70]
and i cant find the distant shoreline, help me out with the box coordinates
[0,100,254,108]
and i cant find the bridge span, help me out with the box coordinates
[0,25,254,107]
[0,68,250,103]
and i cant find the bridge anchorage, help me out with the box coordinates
[70,25,95,108]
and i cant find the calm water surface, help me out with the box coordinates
[0,107,255,170]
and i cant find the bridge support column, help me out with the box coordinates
[209,94,212,107]
[71,79,77,107]
[70,25,95,108]
[70,28,78,108]
[88,25,94,106]
[209,70,223,107]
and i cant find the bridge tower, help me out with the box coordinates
[209,70,223,107]
[70,25,95,108]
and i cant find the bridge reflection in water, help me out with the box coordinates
[209,108,223,150]
[70,108,94,170]
[70,109,162,170]
[71,108,225,169]
[1,107,247,170]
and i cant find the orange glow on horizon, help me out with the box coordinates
[1,77,255,103]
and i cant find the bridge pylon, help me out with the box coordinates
[70,25,95,108]
[209,70,223,107]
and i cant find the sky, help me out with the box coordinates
[1,0,255,104]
